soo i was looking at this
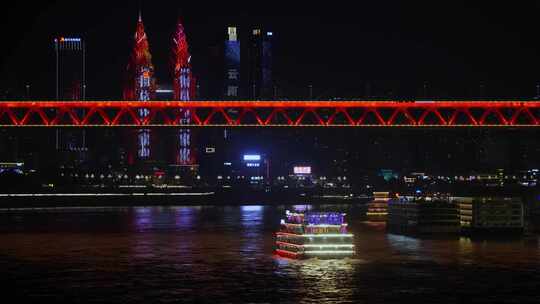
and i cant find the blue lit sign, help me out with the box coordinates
[243,155,261,161]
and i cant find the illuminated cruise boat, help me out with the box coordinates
[275,210,355,259]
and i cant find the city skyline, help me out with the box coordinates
[1,4,540,303]
[2,1,540,99]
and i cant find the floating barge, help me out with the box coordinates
[387,196,460,234]
[275,210,355,259]
[453,196,524,234]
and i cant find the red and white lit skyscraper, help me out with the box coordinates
[172,19,196,166]
[124,12,156,163]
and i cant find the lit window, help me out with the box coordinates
[228,27,237,41]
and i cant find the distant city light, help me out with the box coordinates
[58,37,82,42]
[0,162,24,167]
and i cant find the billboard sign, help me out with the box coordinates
[294,166,312,175]
[243,155,261,161]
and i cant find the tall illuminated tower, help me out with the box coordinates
[225,27,240,98]
[172,19,196,166]
[124,12,156,163]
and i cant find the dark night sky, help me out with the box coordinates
[1,1,540,99]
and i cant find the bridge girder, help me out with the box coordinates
[0,101,539,127]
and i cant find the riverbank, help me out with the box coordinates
[0,188,368,208]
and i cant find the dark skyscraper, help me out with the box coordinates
[248,28,273,99]
[54,37,87,163]
[261,31,273,99]
[54,37,85,101]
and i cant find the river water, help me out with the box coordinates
[0,204,539,303]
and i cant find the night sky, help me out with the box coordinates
[2,1,540,99]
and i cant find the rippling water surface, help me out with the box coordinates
[0,205,539,303]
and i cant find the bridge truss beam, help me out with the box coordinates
[0,101,539,127]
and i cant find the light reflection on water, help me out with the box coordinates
[386,233,422,252]
[240,205,265,259]
[174,207,197,230]
[279,258,358,303]
[134,207,153,231]
[0,205,538,303]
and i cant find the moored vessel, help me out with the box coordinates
[366,191,390,222]
[387,196,460,234]
[453,196,524,234]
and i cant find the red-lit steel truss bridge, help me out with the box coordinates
[1,101,540,127]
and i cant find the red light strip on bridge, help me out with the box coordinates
[0,101,539,127]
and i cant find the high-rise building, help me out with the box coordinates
[220,26,242,178]
[248,29,273,99]
[54,36,87,164]
[225,27,241,98]
[123,12,156,164]
[54,37,86,101]
[261,31,273,99]
[172,19,197,169]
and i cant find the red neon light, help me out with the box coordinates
[275,249,300,258]
[123,17,156,101]
[0,101,539,127]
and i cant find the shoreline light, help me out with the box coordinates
[277,232,354,238]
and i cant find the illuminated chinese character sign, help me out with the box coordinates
[294,167,312,175]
